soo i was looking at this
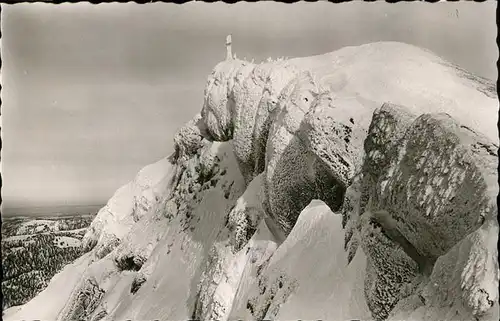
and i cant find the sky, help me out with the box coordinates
[1,1,497,212]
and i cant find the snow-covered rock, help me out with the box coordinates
[344,103,498,320]
[7,41,498,321]
[200,40,498,248]
[202,42,497,185]
[388,218,499,321]
[172,113,207,163]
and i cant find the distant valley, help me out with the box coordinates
[1,212,97,310]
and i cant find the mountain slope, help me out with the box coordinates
[5,41,498,321]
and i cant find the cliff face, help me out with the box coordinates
[5,41,498,321]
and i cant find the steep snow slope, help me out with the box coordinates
[5,140,247,321]
[108,141,246,320]
[229,201,371,320]
[7,41,498,321]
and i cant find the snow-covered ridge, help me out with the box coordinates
[6,41,498,321]
[80,156,176,258]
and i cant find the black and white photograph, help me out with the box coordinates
[1,1,498,320]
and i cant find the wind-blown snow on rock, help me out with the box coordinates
[7,41,498,321]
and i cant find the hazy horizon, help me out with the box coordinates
[1,204,104,217]
[1,2,497,213]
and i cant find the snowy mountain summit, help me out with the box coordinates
[5,39,498,321]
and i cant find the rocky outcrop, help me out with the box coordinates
[344,103,498,320]
[199,41,498,243]
[193,41,498,321]
[172,113,207,164]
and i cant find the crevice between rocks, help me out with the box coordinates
[369,209,437,276]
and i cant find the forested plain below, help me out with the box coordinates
[1,214,96,309]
